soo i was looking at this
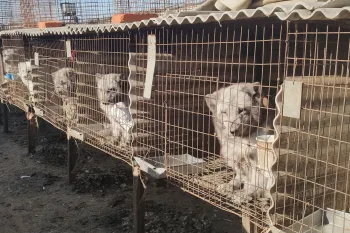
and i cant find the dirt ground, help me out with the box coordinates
[0,106,242,233]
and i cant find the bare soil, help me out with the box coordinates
[0,106,242,233]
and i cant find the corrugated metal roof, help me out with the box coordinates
[1,0,349,36]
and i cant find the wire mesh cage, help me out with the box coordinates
[271,21,350,233]
[1,35,32,111]
[0,0,59,29]
[0,40,7,100]
[0,0,14,31]
[115,0,204,14]
[70,33,133,164]
[0,0,119,30]
[1,11,350,233]
[130,21,286,228]
[58,0,116,24]
[28,36,71,131]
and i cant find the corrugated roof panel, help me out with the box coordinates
[0,0,349,36]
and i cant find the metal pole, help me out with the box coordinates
[2,103,9,133]
[133,165,145,233]
[27,115,36,154]
[68,137,78,185]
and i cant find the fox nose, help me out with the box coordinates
[108,93,115,102]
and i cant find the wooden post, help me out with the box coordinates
[2,103,9,133]
[133,165,145,233]
[27,115,36,154]
[242,215,259,233]
[68,137,78,185]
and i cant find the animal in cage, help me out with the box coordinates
[103,101,133,143]
[51,67,78,124]
[17,61,46,104]
[2,48,19,73]
[205,82,273,203]
[96,73,124,105]
[95,73,133,144]
[51,67,76,96]
[62,96,78,125]
[17,61,34,88]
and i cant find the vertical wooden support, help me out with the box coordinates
[37,117,46,131]
[68,137,78,185]
[133,165,145,233]
[27,115,36,154]
[242,215,258,233]
[1,103,9,133]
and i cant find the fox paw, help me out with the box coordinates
[216,183,234,193]
[232,190,253,204]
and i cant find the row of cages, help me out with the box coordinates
[0,0,204,30]
[0,20,350,233]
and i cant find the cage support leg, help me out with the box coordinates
[27,115,36,154]
[2,103,9,133]
[68,137,78,185]
[37,117,46,131]
[242,215,258,233]
[133,166,145,233]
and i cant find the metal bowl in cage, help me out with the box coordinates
[135,154,206,179]
[279,208,350,233]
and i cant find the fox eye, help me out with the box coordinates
[238,108,244,114]
[108,88,117,92]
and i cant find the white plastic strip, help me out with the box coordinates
[143,35,156,99]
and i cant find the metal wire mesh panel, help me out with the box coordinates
[0,0,118,29]
[71,33,132,164]
[29,37,70,131]
[115,0,204,14]
[0,40,7,100]
[131,21,286,228]
[19,0,58,28]
[272,22,350,233]
[1,35,31,111]
[57,0,116,24]
[0,0,14,31]
[0,0,59,29]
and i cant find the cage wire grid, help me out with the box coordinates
[0,0,206,30]
[130,21,285,230]
[1,18,350,233]
[115,0,205,14]
[271,22,350,233]
[0,41,5,100]
[0,0,115,29]
[1,35,31,111]
[70,33,133,164]
[28,36,71,131]
[24,33,134,164]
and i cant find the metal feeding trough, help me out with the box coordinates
[134,154,206,179]
[277,208,350,233]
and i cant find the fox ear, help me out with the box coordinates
[240,82,259,95]
[205,92,217,114]
[95,73,102,82]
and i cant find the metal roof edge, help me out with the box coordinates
[0,1,350,37]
